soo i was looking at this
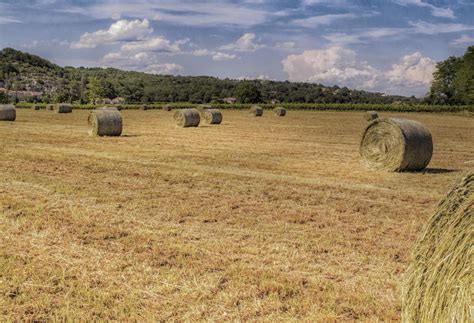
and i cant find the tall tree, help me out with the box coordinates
[429,56,461,104]
[453,46,474,104]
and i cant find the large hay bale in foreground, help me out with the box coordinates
[54,103,72,113]
[273,107,287,116]
[31,105,40,111]
[249,106,263,117]
[163,105,172,111]
[402,172,473,323]
[0,104,16,121]
[364,111,378,121]
[174,108,200,127]
[360,118,433,171]
[88,109,122,136]
[202,109,222,124]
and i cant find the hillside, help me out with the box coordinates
[0,48,414,104]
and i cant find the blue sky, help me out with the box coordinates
[0,0,473,96]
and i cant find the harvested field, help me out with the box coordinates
[0,110,472,321]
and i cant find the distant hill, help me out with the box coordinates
[0,48,415,104]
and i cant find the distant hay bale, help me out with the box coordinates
[402,172,473,323]
[249,106,263,117]
[273,107,287,116]
[0,104,16,121]
[174,108,200,127]
[202,109,223,124]
[31,105,40,111]
[88,109,123,136]
[163,105,173,111]
[364,111,378,121]
[139,105,148,111]
[54,103,72,113]
[46,105,54,111]
[360,118,433,172]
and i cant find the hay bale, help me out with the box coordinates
[174,108,200,127]
[31,105,40,111]
[402,172,473,323]
[88,109,122,136]
[163,105,173,111]
[46,105,54,111]
[249,106,263,117]
[99,106,119,111]
[273,107,287,116]
[139,105,148,111]
[202,109,223,125]
[364,111,378,121]
[54,103,72,113]
[0,104,16,121]
[360,118,433,171]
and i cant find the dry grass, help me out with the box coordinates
[0,109,472,321]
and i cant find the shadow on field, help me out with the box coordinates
[422,168,459,174]
[120,134,140,138]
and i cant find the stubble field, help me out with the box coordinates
[0,109,473,321]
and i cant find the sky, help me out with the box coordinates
[0,0,473,97]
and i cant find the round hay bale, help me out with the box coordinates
[163,105,173,111]
[31,105,40,111]
[364,111,378,121]
[46,104,54,111]
[249,106,263,117]
[202,109,223,125]
[360,118,433,172]
[99,106,119,111]
[88,109,122,136]
[54,103,72,113]
[273,107,287,116]
[174,108,200,127]
[0,104,16,121]
[402,172,473,323]
[139,105,148,111]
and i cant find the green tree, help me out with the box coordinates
[453,46,474,104]
[429,56,461,104]
[236,82,261,103]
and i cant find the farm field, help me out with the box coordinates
[0,109,473,320]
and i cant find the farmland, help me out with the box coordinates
[0,109,473,320]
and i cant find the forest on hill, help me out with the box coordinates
[0,48,414,105]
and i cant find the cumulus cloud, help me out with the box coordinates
[221,33,266,52]
[282,46,436,96]
[142,63,183,75]
[192,49,237,61]
[71,19,153,49]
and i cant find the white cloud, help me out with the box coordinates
[386,52,436,88]
[121,36,181,53]
[452,34,474,45]
[0,16,21,24]
[212,52,237,61]
[71,19,153,49]
[142,63,183,75]
[395,0,455,19]
[275,41,297,50]
[281,47,436,96]
[324,28,404,44]
[410,21,474,34]
[221,33,265,52]
[292,13,355,28]
[192,49,237,61]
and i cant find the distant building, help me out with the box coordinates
[222,97,237,104]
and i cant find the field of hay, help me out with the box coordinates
[0,109,472,320]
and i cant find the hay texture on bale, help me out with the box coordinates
[0,104,16,121]
[273,107,287,117]
[174,108,200,127]
[202,109,223,125]
[54,103,72,113]
[88,109,122,136]
[364,111,378,121]
[163,105,173,111]
[402,172,473,323]
[249,106,263,117]
[360,118,433,172]
[31,105,40,111]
